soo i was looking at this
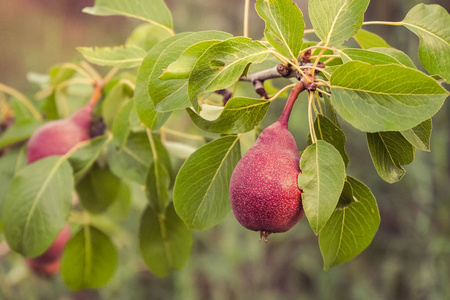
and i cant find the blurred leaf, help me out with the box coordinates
[111,100,134,147]
[298,140,346,235]
[105,182,132,220]
[0,146,26,209]
[188,37,268,111]
[307,115,349,167]
[77,46,147,68]
[49,65,76,86]
[2,156,73,257]
[102,81,132,129]
[330,61,448,132]
[83,0,173,33]
[77,164,121,214]
[149,31,232,112]
[400,118,432,151]
[187,97,271,134]
[368,47,416,69]
[68,136,110,181]
[61,226,118,290]
[367,131,415,183]
[135,34,192,130]
[309,0,370,46]
[139,204,193,278]
[0,119,43,149]
[403,4,450,81]
[126,24,172,51]
[353,29,390,49]
[319,176,380,270]
[174,135,241,230]
[255,0,305,59]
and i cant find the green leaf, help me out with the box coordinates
[76,164,121,214]
[173,135,241,230]
[0,119,43,150]
[2,156,73,257]
[353,29,390,49]
[187,97,271,134]
[319,176,380,270]
[255,0,305,59]
[148,31,232,112]
[146,161,170,213]
[367,131,415,183]
[402,4,450,82]
[400,118,432,152]
[188,37,268,111]
[68,136,110,181]
[340,48,409,66]
[61,226,118,290]
[336,180,354,209]
[0,147,26,209]
[77,46,147,69]
[139,204,193,278]
[368,47,416,69]
[83,0,173,34]
[298,140,346,235]
[135,34,192,129]
[330,61,448,132]
[102,82,133,129]
[309,0,370,46]
[107,132,152,185]
[126,24,172,51]
[308,115,349,168]
[111,100,134,147]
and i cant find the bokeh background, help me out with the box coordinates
[1,0,450,299]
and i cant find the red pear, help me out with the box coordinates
[229,83,304,240]
[27,103,93,163]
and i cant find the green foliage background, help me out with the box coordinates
[0,0,449,299]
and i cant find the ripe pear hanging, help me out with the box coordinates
[229,83,304,241]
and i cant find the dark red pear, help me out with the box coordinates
[229,83,304,240]
[26,226,71,277]
[27,103,94,163]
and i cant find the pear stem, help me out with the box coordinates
[278,81,305,127]
[88,81,104,106]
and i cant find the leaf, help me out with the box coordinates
[134,34,191,130]
[68,136,110,181]
[83,0,173,34]
[77,46,147,68]
[76,164,122,214]
[402,4,450,82]
[61,226,118,290]
[298,140,346,235]
[102,82,133,129]
[367,131,415,183]
[368,47,416,69]
[111,100,134,147]
[173,135,241,230]
[353,29,390,49]
[400,118,432,152]
[146,161,170,213]
[330,61,449,132]
[139,204,193,278]
[309,0,370,46]
[340,48,409,66]
[336,180,354,209]
[319,176,380,270]
[107,132,152,185]
[126,24,172,51]
[0,146,26,209]
[255,0,305,59]
[0,119,43,150]
[148,31,232,112]
[2,156,73,257]
[187,97,271,134]
[188,37,268,111]
[308,115,349,167]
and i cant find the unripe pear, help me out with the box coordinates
[27,103,93,163]
[229,83,304,240]
[26,226,71,276]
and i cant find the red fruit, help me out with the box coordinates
[27,103,93,163]
[229,82,304,240]
[26,226,71,276]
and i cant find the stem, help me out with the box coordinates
[0,83,43,121]
[81,61,102,82]
[243,0,250,37]
[103,67,119,84]
[61,63,95,81]
[315,91,324,115]
[363,21,403,26]
[89,82,104,106]
[269,83,297,102]
[300,45,341,55]
[278,81,305,127]
[308,92,317,144]
[160,127,206,142]
[317,88,331,97]
[304,29,315,34]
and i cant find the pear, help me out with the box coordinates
[26,226,71,277]
[27,103,94,163]
[229,84,304,240]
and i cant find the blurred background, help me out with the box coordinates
[1,0,450,299]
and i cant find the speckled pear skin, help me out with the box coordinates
[229,120,303,235]
[27,103,93,163]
